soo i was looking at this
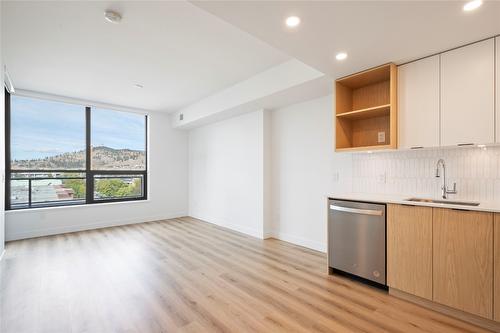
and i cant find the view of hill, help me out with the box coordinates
[12,146,145,170]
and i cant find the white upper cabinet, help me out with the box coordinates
[440,39,495,146]
[496,37,499,144]
[398,55,440,149]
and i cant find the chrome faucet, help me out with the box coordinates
[435,159,457,199]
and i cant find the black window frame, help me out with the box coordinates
[5,90,148,210]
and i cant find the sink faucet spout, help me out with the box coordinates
[435,158,457,199]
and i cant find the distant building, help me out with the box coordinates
[11,178,77,207]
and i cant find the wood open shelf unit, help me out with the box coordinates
[335,63,397,151]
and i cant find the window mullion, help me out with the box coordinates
[85,106,92,204]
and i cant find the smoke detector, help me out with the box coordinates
[104,10,122,24]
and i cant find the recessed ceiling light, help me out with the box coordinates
[336,52,348,61]
[285,16,301,28]
[463,0,482,11]
[104,10,122,24]
[134,84,144,89]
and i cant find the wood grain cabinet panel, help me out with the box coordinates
[335,63,397,151]
[495,214,500,322]
[387,204,432,299]
[433,208,493,319]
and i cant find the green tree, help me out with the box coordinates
[95,178,142,198]
[129,178,142,196]
[96,179,128,198]
[62,179,85,199]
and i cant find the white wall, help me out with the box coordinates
[187,95,352,252]
[188,110,267,238]
[270,95,352,252]
[262,110,272,237]
[5,111,188,241]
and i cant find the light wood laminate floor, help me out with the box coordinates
[0,217,493,333]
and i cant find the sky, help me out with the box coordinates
[11,95,146,161]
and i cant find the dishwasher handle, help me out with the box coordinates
[329,204,383,216]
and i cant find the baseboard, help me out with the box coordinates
[186,217,326,252]
[187,215,326,252]
[6,212,188,241]
[189,214,264,239]
[269,230,326,252]
[262,230,274,239]
[390,288,500,333]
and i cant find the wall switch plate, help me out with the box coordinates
[378,131,386,143]
[179,113,184,121]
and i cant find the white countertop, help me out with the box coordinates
[327,193,500,213]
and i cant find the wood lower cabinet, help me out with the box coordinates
[495,214,500,321]
[387,204,432,299]
[433,208,493,319]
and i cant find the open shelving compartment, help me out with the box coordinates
[335,63,397,151]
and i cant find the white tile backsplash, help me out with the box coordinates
[351,146,500,202]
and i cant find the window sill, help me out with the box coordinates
[6,199,151,214]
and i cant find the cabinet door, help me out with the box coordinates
[398,56,440,149]
[433,208,493,319]
[441,39,495,146]
[387,204,432,299]
[495,214,500,321]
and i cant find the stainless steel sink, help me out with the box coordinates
[405,198,480,207]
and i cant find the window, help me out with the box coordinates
[5,92,148,210]
[10,96,86,170]
[91,108,146,170]
[94,175,144,200]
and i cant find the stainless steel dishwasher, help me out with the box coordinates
[328,199,386,286]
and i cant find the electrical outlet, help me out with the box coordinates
[377,131,386,143]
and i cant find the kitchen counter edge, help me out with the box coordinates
[327,193,500,213]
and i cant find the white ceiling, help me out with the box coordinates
[4,1,500,114]
[2,1,289,111]
[192,1,500,79]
